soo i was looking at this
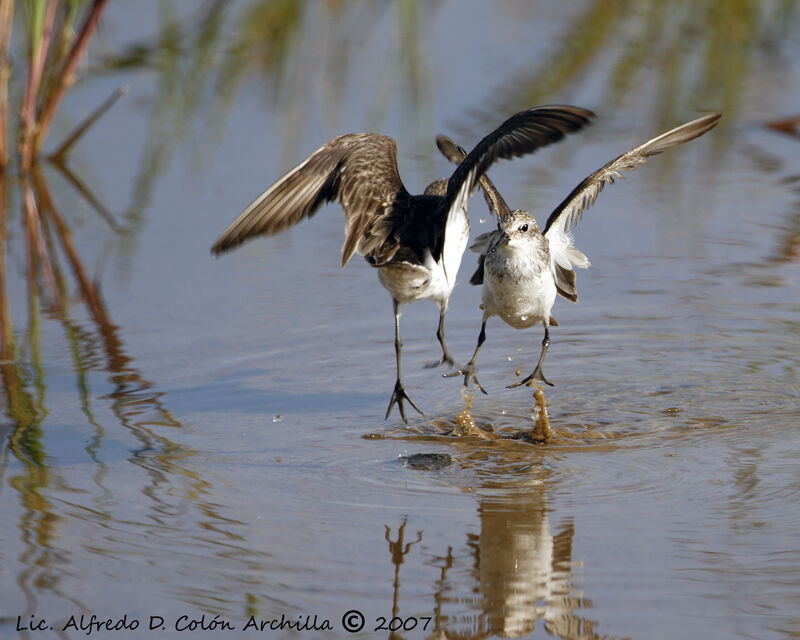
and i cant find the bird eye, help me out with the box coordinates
[520,224,529,233]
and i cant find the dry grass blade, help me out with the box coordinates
[20,0,58,171]
[0,0,14,170]
[50,84,129,160]
[34,0,111,158]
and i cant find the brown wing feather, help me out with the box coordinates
[336,137,410,266]
[553,263,578,301]
[542,113,721,238]
[211,133,407,267]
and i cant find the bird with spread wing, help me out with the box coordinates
[212,106,594,420]
[439,113,722,392]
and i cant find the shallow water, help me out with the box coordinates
[2,2,800,639]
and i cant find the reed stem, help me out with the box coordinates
[0,0,14,171]
[34,0,111,159]
[20,0,58,172]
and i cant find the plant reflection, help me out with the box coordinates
[762,115,800,265]
[1,160,186,612]
[3,168,180,426]
[1,1,185,612]
[98,0,439,227]
[455,0,796,132]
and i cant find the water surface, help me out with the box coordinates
[2,2,800,639]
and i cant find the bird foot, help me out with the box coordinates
[385,379,424,423]
[443,363,487,395]
[508,366,553,389]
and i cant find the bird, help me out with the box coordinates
[211,105,594,421]
[440,113,722,392]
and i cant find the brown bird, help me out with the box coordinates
[211,106,594,421]
[440,113,722,392]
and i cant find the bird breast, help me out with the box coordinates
[482,239,556,329]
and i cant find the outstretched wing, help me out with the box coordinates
[438,106,595,291]
[543,113,721,242]
[435,106,594,264]
[211,133,408,267]
[543,113,721,296]
[436,135,512,218]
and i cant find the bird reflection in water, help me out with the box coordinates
[384,483,614,639]
[384,519,423,640]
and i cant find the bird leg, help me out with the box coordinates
[425,303,456,368]
[444,318,488,395]
[508,324,554,388]
[385,299,424,422]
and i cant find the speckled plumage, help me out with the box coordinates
[440,113,722,391]
[211,106,595,420]
[481,210,556,331]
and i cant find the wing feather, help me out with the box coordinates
[436,105,594,264]
[541,113,721,300]
[543,113,721,239]
[444,106,595,223]
[211,133,407,267]
[436,135,511,217]
[467,229,502,286]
